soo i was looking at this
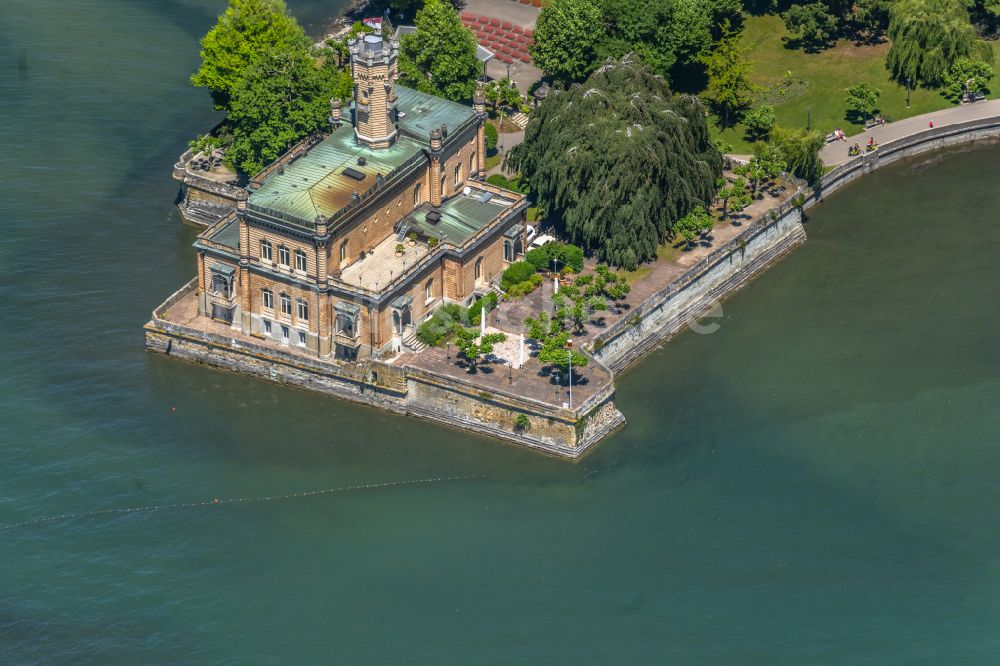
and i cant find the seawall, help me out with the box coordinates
[145,281,624,459]
[590,113,1000,374]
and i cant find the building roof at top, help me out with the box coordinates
[248,129,426,226]
[405,187,519,245]
[395,86,479,141]
[247,85,478,228]
[207,217,240,251]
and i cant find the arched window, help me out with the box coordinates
[294,249,307,272]
[280,293,292,316]
[470,152,477,174]
[278,245,290,267]
[454,163,461,186]
[339,239,349,263]
[475,257,483,280]
[425,278,434,303]
[297,299,309,321]
[261,288,273,310]
[413,184,422,207]
[260,239,272,261]
[504,240,514,263]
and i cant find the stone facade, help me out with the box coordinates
[187,35,528,362]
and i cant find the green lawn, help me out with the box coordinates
[710,15,996,154]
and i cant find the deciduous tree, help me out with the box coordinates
[674,207,714,248]
[770,126,824,184]
[530,0,604,84]
[453,325,506,373]
[782,3,839,52]
[886,0,991,86]
[507,57,722,270]
[942,57,994,102]
[844,82,881,123]
[398,0,480,101]
[191,0,310,110]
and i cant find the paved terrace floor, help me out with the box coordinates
[820,99,1000,166]
[340,236,430,292]
[403,338,613,410]
[490,181,796,345]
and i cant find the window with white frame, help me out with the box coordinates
[294,249,306,272]
[260,238,272,261]
[454,163,461,185]
[297,330,306,346]
[425,279,434,303]
[297,299,308,321]
[339,239,348,262]
[262,288,273,310]
[278,245,290,266]
[263,319,272,335]
[280,293,292,316]
[280,324,290,344]
[413,184,421,207]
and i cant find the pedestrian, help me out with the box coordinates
[929,121,934,128]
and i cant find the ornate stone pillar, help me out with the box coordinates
[314,216,332,357]
[196,250,206,315]
[236,191,252,334]
[429,128,443,207]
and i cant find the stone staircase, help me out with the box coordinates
[180,200,233,227]
[401,329,427,353]
[508,111,530,129]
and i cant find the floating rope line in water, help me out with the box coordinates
[0,475,484,531]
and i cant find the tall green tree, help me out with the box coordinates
[191,0,310,110]
[844,82,881,123]
[507,57,722,270]
[398,0,480,101]
[452,325,506,373]
[598,0,743,78]
[530,0,604,84]
[886,0,991,86]
[701,21,755,127]
[770,126,824,184]
[782,3,839,52]
[941,57,994,102]
[226,50,349,175]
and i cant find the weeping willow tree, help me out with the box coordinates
[886,0,992,86]
[506,56,722,270]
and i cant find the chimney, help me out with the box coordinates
[473,83,486,116]
[429,128,443,153]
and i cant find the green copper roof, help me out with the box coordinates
[248,130,426,226]
[246,85,478,228]
[407,189,518,245]
[208,217,240,251]
[396,86,478,140]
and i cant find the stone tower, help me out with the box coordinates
[348,33,400,149]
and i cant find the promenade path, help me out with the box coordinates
[820,99,1000,166]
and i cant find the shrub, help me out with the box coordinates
[525,242,585,273]
[514,413,531,432]
[469,292,498,325]
[484,123,499,152]
[942,57,993,103]
[416,303,467,346]
[501,261,536,290]
[486,173,509,188]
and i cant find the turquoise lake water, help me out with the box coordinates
[2,1,1000,663]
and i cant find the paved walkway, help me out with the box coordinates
[820,99,1000,166]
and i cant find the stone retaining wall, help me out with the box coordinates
[145,283,623,458]
[590,202,807,372]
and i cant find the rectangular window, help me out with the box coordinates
[280,293,292,316]
[297,299,308,321]
[262,288,273,310]
[278,246,290,266]
[260,239,272,261]
[280,325,290,344]
[295,249,307,272]
[263,319,272,335]
[297,330,306,346]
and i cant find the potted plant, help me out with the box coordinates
[407,232,417,246]
[428,237,439,248]
[395,243,404,256]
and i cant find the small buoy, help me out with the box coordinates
[171,407,176,412]
[212,498,220,504]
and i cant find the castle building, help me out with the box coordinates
[192,33,528,360]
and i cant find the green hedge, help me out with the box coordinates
[501,261,536,290]
[525,242,584,273]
